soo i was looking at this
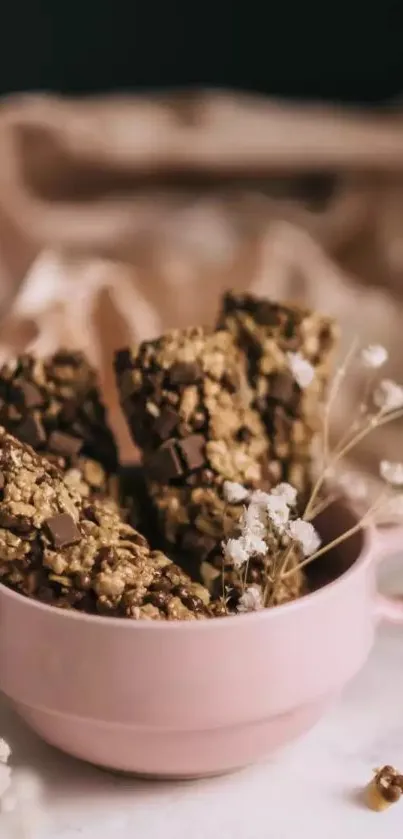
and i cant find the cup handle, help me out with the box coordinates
[374,524,403,624]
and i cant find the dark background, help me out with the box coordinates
[1,1,402,104]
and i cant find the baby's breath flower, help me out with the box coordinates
[374,379,403,412]
[249,490,272,506]
[266,494,290,531]
[223,538,249,569]
[380,460,403,487]
[337,472,368,501]
[241,502,266,536]
[242,532,267,557]
[237,585,263,613]
[271,482,298,507]
[287,352,315,389]
[361,344,388,369]
[288,519,321,556]
[0,739,11,765]
[223,481,250,504]
[1,768,46,838]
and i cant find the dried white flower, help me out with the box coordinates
[223,538,249,569]
[240,502,267,536]
[288,519,321,556]
[361,344,388,368]
[242,532,267,557]
[266,494,290,531]
[337,472,368,501]
[380,460,403,486]
[0,739,11,765]
[237,585,264,613]
[271,482,298,507]
[374,379,403,412]
[1,768,45,838]
[249,490,272,506]
[287,352,315,389]
[223,481,250,504]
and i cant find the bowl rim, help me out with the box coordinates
[0,511,374,631]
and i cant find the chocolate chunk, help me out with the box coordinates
[146,590,169,608]
[0,510,32,532]
[119,369,138,400]
[15,414,46,447]
[115,348,134,374]
[254,302,283,326]
[236,426,252,443]
[147,441,183,481]
[0,471,5,490]
[13,380,43,408]
[8,405,22,422]
[178,434,205,471]
[149,578,172,593]
[44,513,81,548]
[59,400,78,423]
[53,350,80,366]
[181,530,216,561]
[48,430,83,457]
[169,362,202,386]
[154,407,179,440]
[270,373,295,403]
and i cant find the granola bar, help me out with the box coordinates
[0,428,211,620]
[218,293,338,501]
[115,327,269,566]
[0,351,119,500]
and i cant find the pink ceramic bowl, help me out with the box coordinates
[0,504,402,778]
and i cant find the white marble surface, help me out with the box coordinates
[1,568,403,839]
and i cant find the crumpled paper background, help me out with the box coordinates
[0,91,402,484]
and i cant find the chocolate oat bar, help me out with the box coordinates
[218,293,338,500]
[115,327,269,566]
[0,351,118,500]
[0,428,211,620]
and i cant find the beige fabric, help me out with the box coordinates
[0,91,402,475]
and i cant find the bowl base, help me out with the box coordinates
[12,696,332,779]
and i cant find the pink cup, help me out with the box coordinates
[0,503,402,779]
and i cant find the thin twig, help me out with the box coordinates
[322,339,358,464]
[304,406,403,520]
[281,518,365,579]
[306,491,340,521]
[283,495,386,580]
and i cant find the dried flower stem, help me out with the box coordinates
[304,406,403,520]
[305,491,340,522]
[282,495,385,580]
[322,339,358,464]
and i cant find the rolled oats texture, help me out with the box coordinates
[0,428,212,621]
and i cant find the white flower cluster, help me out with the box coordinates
[374,379,403,413]
[380,460,403,487]
[237,586,263,612]
[287,352,315,389]
[288,519,321,557]
[222,481,321,611]
[0,739,45,838]
[360,344,388,369]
